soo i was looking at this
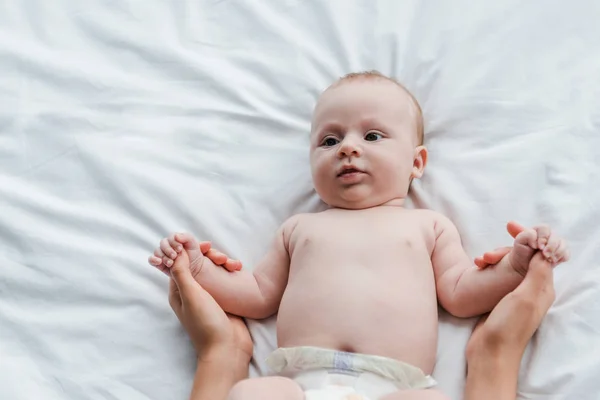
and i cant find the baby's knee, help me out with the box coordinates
[227,376,304,400]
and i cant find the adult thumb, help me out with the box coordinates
[170,250,197,296]
[170,252,219,322]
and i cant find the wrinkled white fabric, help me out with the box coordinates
[0,1,599,399]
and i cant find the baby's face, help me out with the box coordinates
[309,79,426,209]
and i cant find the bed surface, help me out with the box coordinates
[1,1,599,399]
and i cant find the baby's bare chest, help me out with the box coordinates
[289,210,435,268]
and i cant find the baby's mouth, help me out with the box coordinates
[337,168,364,177]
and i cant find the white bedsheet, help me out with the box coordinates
[1,1,599,399]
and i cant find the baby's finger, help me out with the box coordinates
[533,224,551,251]
[232,259,243,271]
[162,256,174,268]
[206,249,228,266]
[482,247,512,265]
[515,228,538,249]
[223,259,243,272]
[506,221,526,239]
[552,239,568,264]
[168,234,183,253]
[199,241,212,254]
[160,238,178,259]
[542,233,560,261]
[148,255,162,266]
[150,252,170,275]
[474,257,489,269]
[154,248,166,259]
[174,232,197,250]
[562,248,571,263]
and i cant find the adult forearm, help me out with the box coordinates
[464,352,519,400]
[444,257,523,318]
[190,357,237,400]
[197,264,271,319]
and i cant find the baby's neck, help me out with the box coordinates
[330,197,406,211]
[379,198,406,208]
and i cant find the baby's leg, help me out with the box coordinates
[379,389,450,400]
[227,377,304,400]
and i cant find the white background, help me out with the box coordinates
[0,1,599,399]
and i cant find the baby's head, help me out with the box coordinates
[309,71,427,210]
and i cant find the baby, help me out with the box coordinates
[149,71,569,400]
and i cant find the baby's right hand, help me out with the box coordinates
[148,233,242,274]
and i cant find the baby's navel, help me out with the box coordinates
[339,344,355,353]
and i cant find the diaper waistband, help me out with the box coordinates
[266,346,436,389]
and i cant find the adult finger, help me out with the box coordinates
[506,221,526,239]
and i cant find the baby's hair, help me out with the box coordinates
[333,70,424,145]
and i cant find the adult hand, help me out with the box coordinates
[168,248,253,364]
[467,251,555,358]
[465,252,556,400]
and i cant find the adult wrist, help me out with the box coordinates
[465,349,520,400]
[198,342,237,362]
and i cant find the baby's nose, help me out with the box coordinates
[338,137,362,157]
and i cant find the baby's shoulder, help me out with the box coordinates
[277,213,316,250]
[279,213,310,236]
[408,209,457,231]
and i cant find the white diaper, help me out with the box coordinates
[266,346,437,400]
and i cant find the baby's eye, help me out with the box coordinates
[364,131,383,142]
[321,137,339,147]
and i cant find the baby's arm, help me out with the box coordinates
[432,216,526,318]
[184,216,298,320]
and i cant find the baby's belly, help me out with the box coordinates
[276,265,439,374]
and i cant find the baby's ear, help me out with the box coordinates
[411,146,428,179]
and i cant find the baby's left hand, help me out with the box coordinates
[475,222,570,274]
